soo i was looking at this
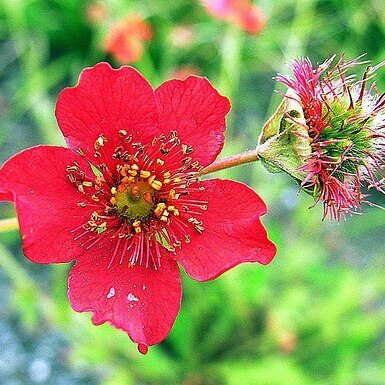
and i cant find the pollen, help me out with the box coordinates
[132,220,142,233]
[131,185,140,199]
[117,184,127,193]
[151,180,163,191]
[140,170,151,179]
[154,202,166,217]
[143,191,153,204]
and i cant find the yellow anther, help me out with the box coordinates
[111,187,117,195]
[168,206,179,216]
[96,137,105,147]
[122,176,134,184]
[169,189,176,198]
[131,164,139,171]
[148,175,156,185]
[163,179,171,184]
[154,202,166,217]
[160,215,169,223]
[156,158,165,166]
[82,181,93,187]
[163,172,171,179]
[127,170,137,177]
[140,170,151,179]
[117,184,127,193]
[173,178,182,183]
[162,210,170,217]
[110,197,116,205]
[151,180,163,191]
[143,191,153,204]
[119,129,127,137]
[77,185,85,194]
[131,185,140,198]
[132,220,141,233]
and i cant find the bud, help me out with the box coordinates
[258,55,385,220]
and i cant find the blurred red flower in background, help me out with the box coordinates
[201,0,265,34]
[85,2,109,24]
[104,15,153,63]
[0,63,276,353]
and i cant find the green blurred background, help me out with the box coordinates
[1,0,385,384]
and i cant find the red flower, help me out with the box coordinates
[276,55,385,220]
[0,63,276,353]
[104,15,153,64]
[201,0,265,34]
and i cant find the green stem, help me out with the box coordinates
[0,217,19,232]
[198,147,260,176]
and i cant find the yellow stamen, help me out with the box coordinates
[140,170,151,179]
[151,180,163,191]
[154,202,166,217]
[117,184,127,193]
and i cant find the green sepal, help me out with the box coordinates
[257,95,312,182]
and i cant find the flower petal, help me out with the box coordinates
[174,178,276,281]
[56,62,160,158]
[0,146,91,264]
[68,252,182,350]
[155,76,231,167]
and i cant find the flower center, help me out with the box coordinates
[114,181,155,219]
[68,129,208,269]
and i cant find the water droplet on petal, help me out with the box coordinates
[138,343,148,354]
[106,287,115,299]
[127,292,139,302]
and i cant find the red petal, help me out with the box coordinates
[155,76,231,167]
[174,179,276,281]
[0,146,91,264]
[56,62,160,157]
[68,252,182,348]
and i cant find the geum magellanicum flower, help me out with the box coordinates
[104,15,153,64]
[200,0,265,34]
[259,55,385,221]
[0,63,276,353]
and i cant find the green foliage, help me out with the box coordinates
[1,0,385,384]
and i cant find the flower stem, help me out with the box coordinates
[0,217,19,232]
[198,147,260,176]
